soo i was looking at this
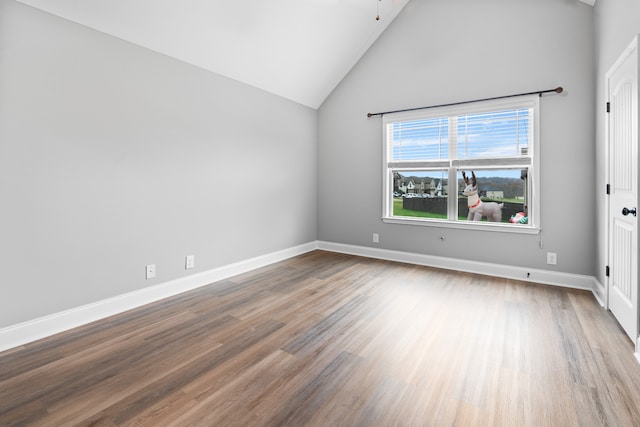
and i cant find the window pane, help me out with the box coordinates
[457,169,528,224]
[391,117,448,161]
[457,109,530,160]
[383,97,538,228]
[392,170,449,219]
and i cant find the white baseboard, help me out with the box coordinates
[318,241,598,293]
[0,242,318,353]
[591,278,606,308]
[0,240,602,354]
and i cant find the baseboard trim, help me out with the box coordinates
[0,242,318,353]
[591,278,606,307]
[318,241,597,292]
[0,240,602,354]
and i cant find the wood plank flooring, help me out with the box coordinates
[2,250,640,426]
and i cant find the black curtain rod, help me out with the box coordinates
[367,86,563,118]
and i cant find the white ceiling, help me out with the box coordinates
[16,0,595,109]
[16,0,410,109]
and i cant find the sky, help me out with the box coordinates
[396,169,523,180]
[390,107,531,178]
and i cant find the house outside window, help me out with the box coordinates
[382,96,540,234]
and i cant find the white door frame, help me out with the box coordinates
[605,34,640,356]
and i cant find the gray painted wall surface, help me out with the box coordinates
[0,0,317,328]
[593,1,640,289]
[318,0,595,275]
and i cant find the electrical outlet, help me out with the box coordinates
[373,233,379,243]
[185,255,195,269]
[145,264,156,279]
[546,252,557,265]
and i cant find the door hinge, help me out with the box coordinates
[606,184,610,195]
[606,265,610,277]
[606,102,610,113]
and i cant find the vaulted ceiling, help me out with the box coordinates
[16,0,411,109]
[15,0,595,109]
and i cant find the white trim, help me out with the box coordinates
[0,240,603,353]
[592,278,606,307]
[382,217,541,234]
[0,242,317,353]
[383,96,541,230]
[318,241,598,292]
[604,34,640,342]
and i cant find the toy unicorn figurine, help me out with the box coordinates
[462,171,504,222]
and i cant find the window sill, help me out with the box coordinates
[381,216,541,235]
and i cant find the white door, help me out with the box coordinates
[607,35,639,345]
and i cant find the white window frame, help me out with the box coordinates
[381,96,541,234]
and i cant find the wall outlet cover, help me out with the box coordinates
[186,255,195,269]
[146,264,156,279]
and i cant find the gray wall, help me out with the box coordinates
[0,0,317,328]
[318,0,595,275]
[594,1,640,288]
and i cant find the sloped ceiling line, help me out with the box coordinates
[15,0,595,108]
[15,0,410,109]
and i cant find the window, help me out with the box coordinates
[382,96,540,233]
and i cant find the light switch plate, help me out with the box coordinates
[146,264,156,279]
[185,255,195,269]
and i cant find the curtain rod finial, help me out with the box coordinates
[555,86,563,93]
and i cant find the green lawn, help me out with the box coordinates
[392,198,516,222]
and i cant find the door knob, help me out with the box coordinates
[622,207,637,217]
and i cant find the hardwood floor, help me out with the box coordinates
[1,250,640,426]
